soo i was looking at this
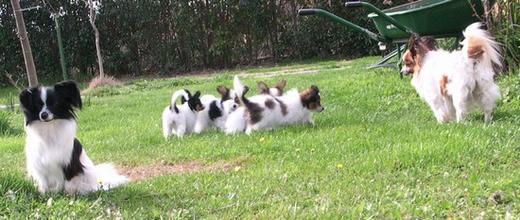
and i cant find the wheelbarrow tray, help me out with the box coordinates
[368,0,485,40]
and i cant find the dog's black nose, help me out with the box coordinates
[40,112,49,120]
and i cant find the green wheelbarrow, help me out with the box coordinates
[298,0,489,76]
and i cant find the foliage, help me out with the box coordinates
[0,0,407,85]
[493,0,520,74]
[1,0,517,85]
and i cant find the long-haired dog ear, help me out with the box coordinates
[275,79,287,90]
[310,85,319,95]
[257,81,269,94]
[421,36,437,50]
[19,88,36,110]
[408,34,420,56]
[217,85,229,96]
[194,91,201,98]
[181,89,191,104]
[54,80,82,109]
[184,89,192,97]
[217,85,232,101]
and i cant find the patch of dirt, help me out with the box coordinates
[247,69,320,78]
[238,60,353,79]
[82,76,122,93]
[120,158,246,182]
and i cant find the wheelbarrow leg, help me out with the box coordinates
[367,44,406,71]
[397,43,404,78]
[368,50,399,69]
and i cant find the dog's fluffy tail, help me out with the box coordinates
[233,76,250,106]
[170,89,190,108]
[64,162,128,195]
[463,22,502,69]
[93,163,129,190]
[233,76,245,99]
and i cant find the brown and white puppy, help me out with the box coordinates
[232,76,323,135]
[224,79,288,134]
[401,22,502,123]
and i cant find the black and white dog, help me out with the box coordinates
[194,85,239,133]
[19,81,128,195]
[162,89,204,138]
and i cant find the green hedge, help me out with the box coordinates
[1,0,517,86]
[1,0,406,84]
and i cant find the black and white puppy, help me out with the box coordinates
[162,89,204,138]
[19,81,128,195]
[194,85,239,133]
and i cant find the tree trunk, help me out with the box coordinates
[483,0,493,31]
[11,0,38,87]
[269,0,278,61]
[88,0,105,78]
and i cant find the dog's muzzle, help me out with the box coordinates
[400,67,413,76]
[39,109,54,122]
[196,105,205,112]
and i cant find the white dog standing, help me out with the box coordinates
[402,23,502,123]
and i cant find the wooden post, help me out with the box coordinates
[54,16,68,80]
[11,0,38,87]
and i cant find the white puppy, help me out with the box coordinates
[162,89,204,138]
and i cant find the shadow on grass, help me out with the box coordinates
[0,168,210,218]
[0,171,181,217]
[492,108,520,122]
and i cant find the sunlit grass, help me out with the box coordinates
[0,57,518,218]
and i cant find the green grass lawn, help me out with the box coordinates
[1,57,519,218]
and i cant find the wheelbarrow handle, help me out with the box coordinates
[344,1,414,36]
[297,8,385,42]
[345,1,363,7]
[298,9,318,16]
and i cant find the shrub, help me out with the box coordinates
[493,0,520,74]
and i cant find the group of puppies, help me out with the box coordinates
[17,77,323,195]
[16,22,502,196]
[161,76,324,138]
